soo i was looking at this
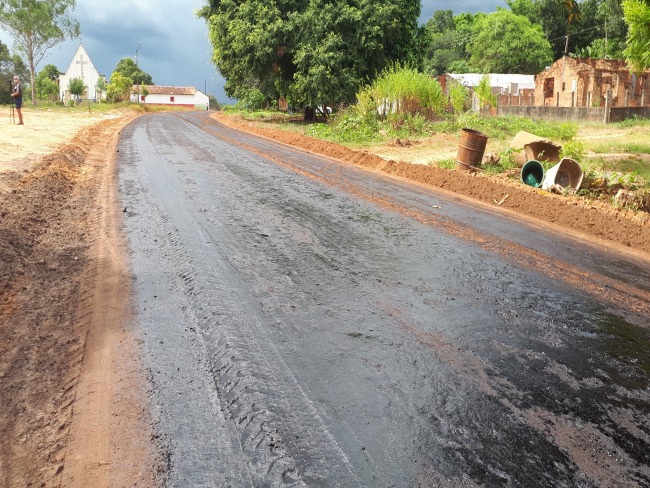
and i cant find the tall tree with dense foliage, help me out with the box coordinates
[0,39,28,103]
[198,0,420,119]
[421,10,470,75]
[622,0,650,71]
[467,10,553,73]
[35,63,59,100]
[113,57,153,85]
[0,0,80,105]
[509,0,627,61]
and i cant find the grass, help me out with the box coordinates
[17,100,201,114]
[201,99,650,210]
[589,141,650,154]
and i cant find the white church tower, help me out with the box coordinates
[59,43,105,102]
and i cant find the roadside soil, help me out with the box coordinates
[0,108,648,486]
[214,113,650,255]
[0,108,163,487]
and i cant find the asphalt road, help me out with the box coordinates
[117,111,650,488]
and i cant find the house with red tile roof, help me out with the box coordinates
[131,85,210,109]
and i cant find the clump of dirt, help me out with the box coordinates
[215,113,650,255]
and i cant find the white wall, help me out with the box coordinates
[132,90,210,109]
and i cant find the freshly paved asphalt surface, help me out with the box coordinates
[118,111,650,487]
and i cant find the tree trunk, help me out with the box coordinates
[30,62,36,106]
[304,106,315,122]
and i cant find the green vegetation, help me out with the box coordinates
[68,77,86,100]
[106,72,132,103]
[297,95,579,148]
[623,0,650,71]
[467,10,553,74]
[0,39,28,104]
[35,64,60,101]
[112,57,153,86]
[198,0,420,119]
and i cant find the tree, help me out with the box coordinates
[35,63,59,100]
[95,75,106,99]
[198,0,420,120]
[429,9,454,33]
[420,10,472,75]
[467,10,553,74]
[113,57,153,85]
[622,0,650,71]
[105,71,131,103]
[0,0,80,106]
[0,39,28,103]
[68,77,85,100]
[506,0,542,23]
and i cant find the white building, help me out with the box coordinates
[446,73,536,96]
[58,43,105,102]
[131,85,210,109]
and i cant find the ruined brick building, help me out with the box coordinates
[535,56,650,108]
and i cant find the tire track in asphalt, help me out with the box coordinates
[119,113,363,486]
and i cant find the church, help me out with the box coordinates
[58,43,105,102]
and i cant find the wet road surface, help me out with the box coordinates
[117,111,650,487]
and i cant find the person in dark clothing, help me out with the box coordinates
[11,75,24,125]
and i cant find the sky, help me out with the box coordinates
[1,0,507,104]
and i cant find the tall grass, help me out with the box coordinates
[357,65,446,122]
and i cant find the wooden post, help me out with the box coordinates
[604,90,612,124]
[625,89,629,107]
[642,89,646,107]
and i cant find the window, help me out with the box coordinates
[170,96,175,102]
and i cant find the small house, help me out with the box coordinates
[132,85,209,109]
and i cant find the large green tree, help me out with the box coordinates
[508,0,627,61]
[34,62,59,100]
[622,0,650,71]
[0,39,28,103]
[467,10,553,73]
[421,10,471,75]
[0,0,80,105]
[113,57,153,85]
[198,0,420,119]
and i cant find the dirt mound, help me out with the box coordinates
[215,113,650,255]
[0,115,161,487]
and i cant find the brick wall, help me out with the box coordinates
[534,57,650,109]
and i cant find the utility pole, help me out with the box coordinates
[135,41,143,103]
[135,41,143,66]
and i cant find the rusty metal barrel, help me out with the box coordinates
[456,128,488,171]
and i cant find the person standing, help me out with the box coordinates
[11,75,24,125]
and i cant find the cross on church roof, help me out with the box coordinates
[76,54,88,78]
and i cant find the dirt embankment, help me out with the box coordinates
[0,112,163,487]
[214,113,650,256]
